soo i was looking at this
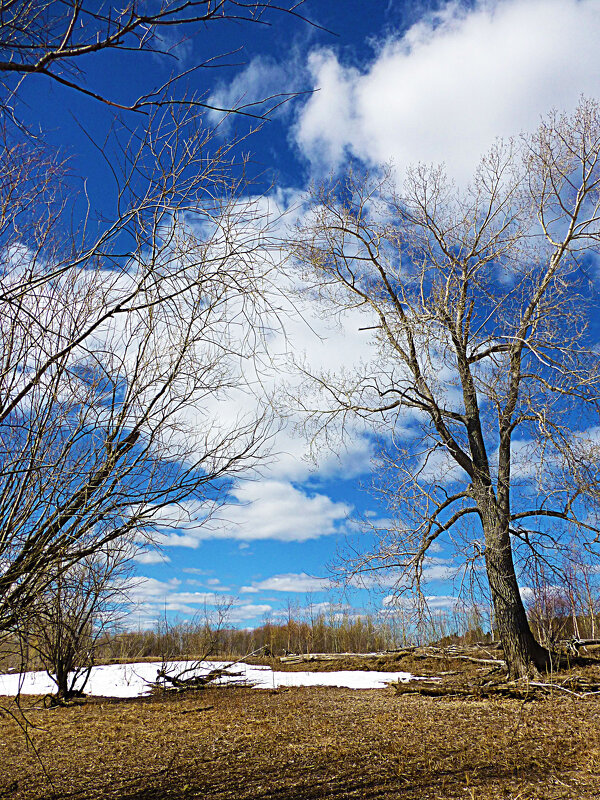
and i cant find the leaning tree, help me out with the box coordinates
[0,1,310,643]
[0,111,280,640]
[293,99,600,678]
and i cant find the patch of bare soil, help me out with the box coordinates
[2,674,600,800]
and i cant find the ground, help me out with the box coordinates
[2,658,600,800]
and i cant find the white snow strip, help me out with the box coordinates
[0,660,414,698]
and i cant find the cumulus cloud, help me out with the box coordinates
[295,0,600,182]
[421,563,459,582]
[154,193,384,492]
[383,593,459,610]
[182,568,213,576]
[127,576,226,610]
[519,585,535,601]
[128,576,182,604]
[132,549,171,565]
[125,576,271,625]
[214,479,353,541]
[152,480,352,544]
[347,569,407,590]
[155,531,205,549]
[240,572,331,593]
[415,446,470,487]
[270,600,354,621]
[227,604,273,623]
[347,558,457,591]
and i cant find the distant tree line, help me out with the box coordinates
[98,611,406,661]
[80,583,600,663]
[2,581,598,684]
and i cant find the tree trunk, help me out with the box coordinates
[55,658,70,699]
[482,513,550,678]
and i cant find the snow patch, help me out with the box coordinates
[0,660,414,698]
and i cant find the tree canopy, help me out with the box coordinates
[293,99,600,677]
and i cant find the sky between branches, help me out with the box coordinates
[14,0,600,630]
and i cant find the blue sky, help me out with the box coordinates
[15,0,600,632]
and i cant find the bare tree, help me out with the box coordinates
[0,106,281,642]
[0,0,309,120]
[0,0,311,648]
[292,99,600,678]
[23,541,133,701]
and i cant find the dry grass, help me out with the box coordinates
[2,675,600,800]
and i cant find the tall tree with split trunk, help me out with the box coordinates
[292,100,600,678]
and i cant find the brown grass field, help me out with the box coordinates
[2,660,600,800]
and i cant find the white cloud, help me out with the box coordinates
[347,569,407,590]
[153,27,194,65]
[151,479,352,544]
[128,576,182,604]
[416,446,470,487]
[155,532,205,549]
[295,51,359,169]
[270,600,351,620]
[240,572,331,593]
[182,568,213,576]
[128,577,230,613]
[133,549,171,565]
[347,558,457,591]
[520,585,535,601]
[421,564,458,581]
[207,56,296,125]
[383,593,459,610]
[125,576,256,625]
[212,479,353,541]
[227,604,273,623]
[295,0,600,182]
[164,591,224,604]
[150,194,383,491]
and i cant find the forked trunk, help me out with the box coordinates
[54,659,71,699]
[482,515,550,678]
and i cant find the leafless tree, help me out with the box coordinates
[523,545,600,644]
[0,105,282,643]
[23,541,133,701]
[292,99,600,678]
[0,0,309,651]
[0,0,310,121]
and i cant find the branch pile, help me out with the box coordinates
[280,644,506,667]
[394,672,600,701]
[280,651,399,664]
[150,664,254,693]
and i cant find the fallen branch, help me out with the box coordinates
[414,652,507,667]
[394,680,533,700]
[149,648,268,693]
[279,650,411,664]
[152,665,250,692]
[393,674,600,701]
[557,638,600,651]
[178,705,214,715]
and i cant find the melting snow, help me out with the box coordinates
[0,660,414,698]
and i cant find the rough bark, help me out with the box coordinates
[294,103,600,685]
[481,511,551,678]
